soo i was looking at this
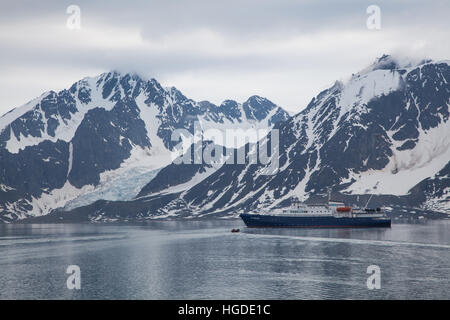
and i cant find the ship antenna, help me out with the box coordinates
[364,193,374,209]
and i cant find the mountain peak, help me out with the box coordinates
[100,70,147,80]
[362,54,432,74]
[245,95,270,104]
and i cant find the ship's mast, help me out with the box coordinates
[364,194,374,209]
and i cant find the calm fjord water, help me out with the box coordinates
[0,220,449,299]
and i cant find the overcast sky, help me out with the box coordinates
[0,0,449,115]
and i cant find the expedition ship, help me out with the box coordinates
[240,198,391,228]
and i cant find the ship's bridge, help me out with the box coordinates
[278,200,332,216]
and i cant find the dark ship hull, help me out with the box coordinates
[240,214,391,228]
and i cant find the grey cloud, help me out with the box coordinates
[0,0,449,114]
[2,0,449,36]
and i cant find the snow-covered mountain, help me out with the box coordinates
[0,72,289,222]
[48,54,450,222]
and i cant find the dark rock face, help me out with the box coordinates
[409,162,450,211]
[0,72,289,221]
[0,140,70,221]
[68,101,150,188]
[0,90,78,149]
